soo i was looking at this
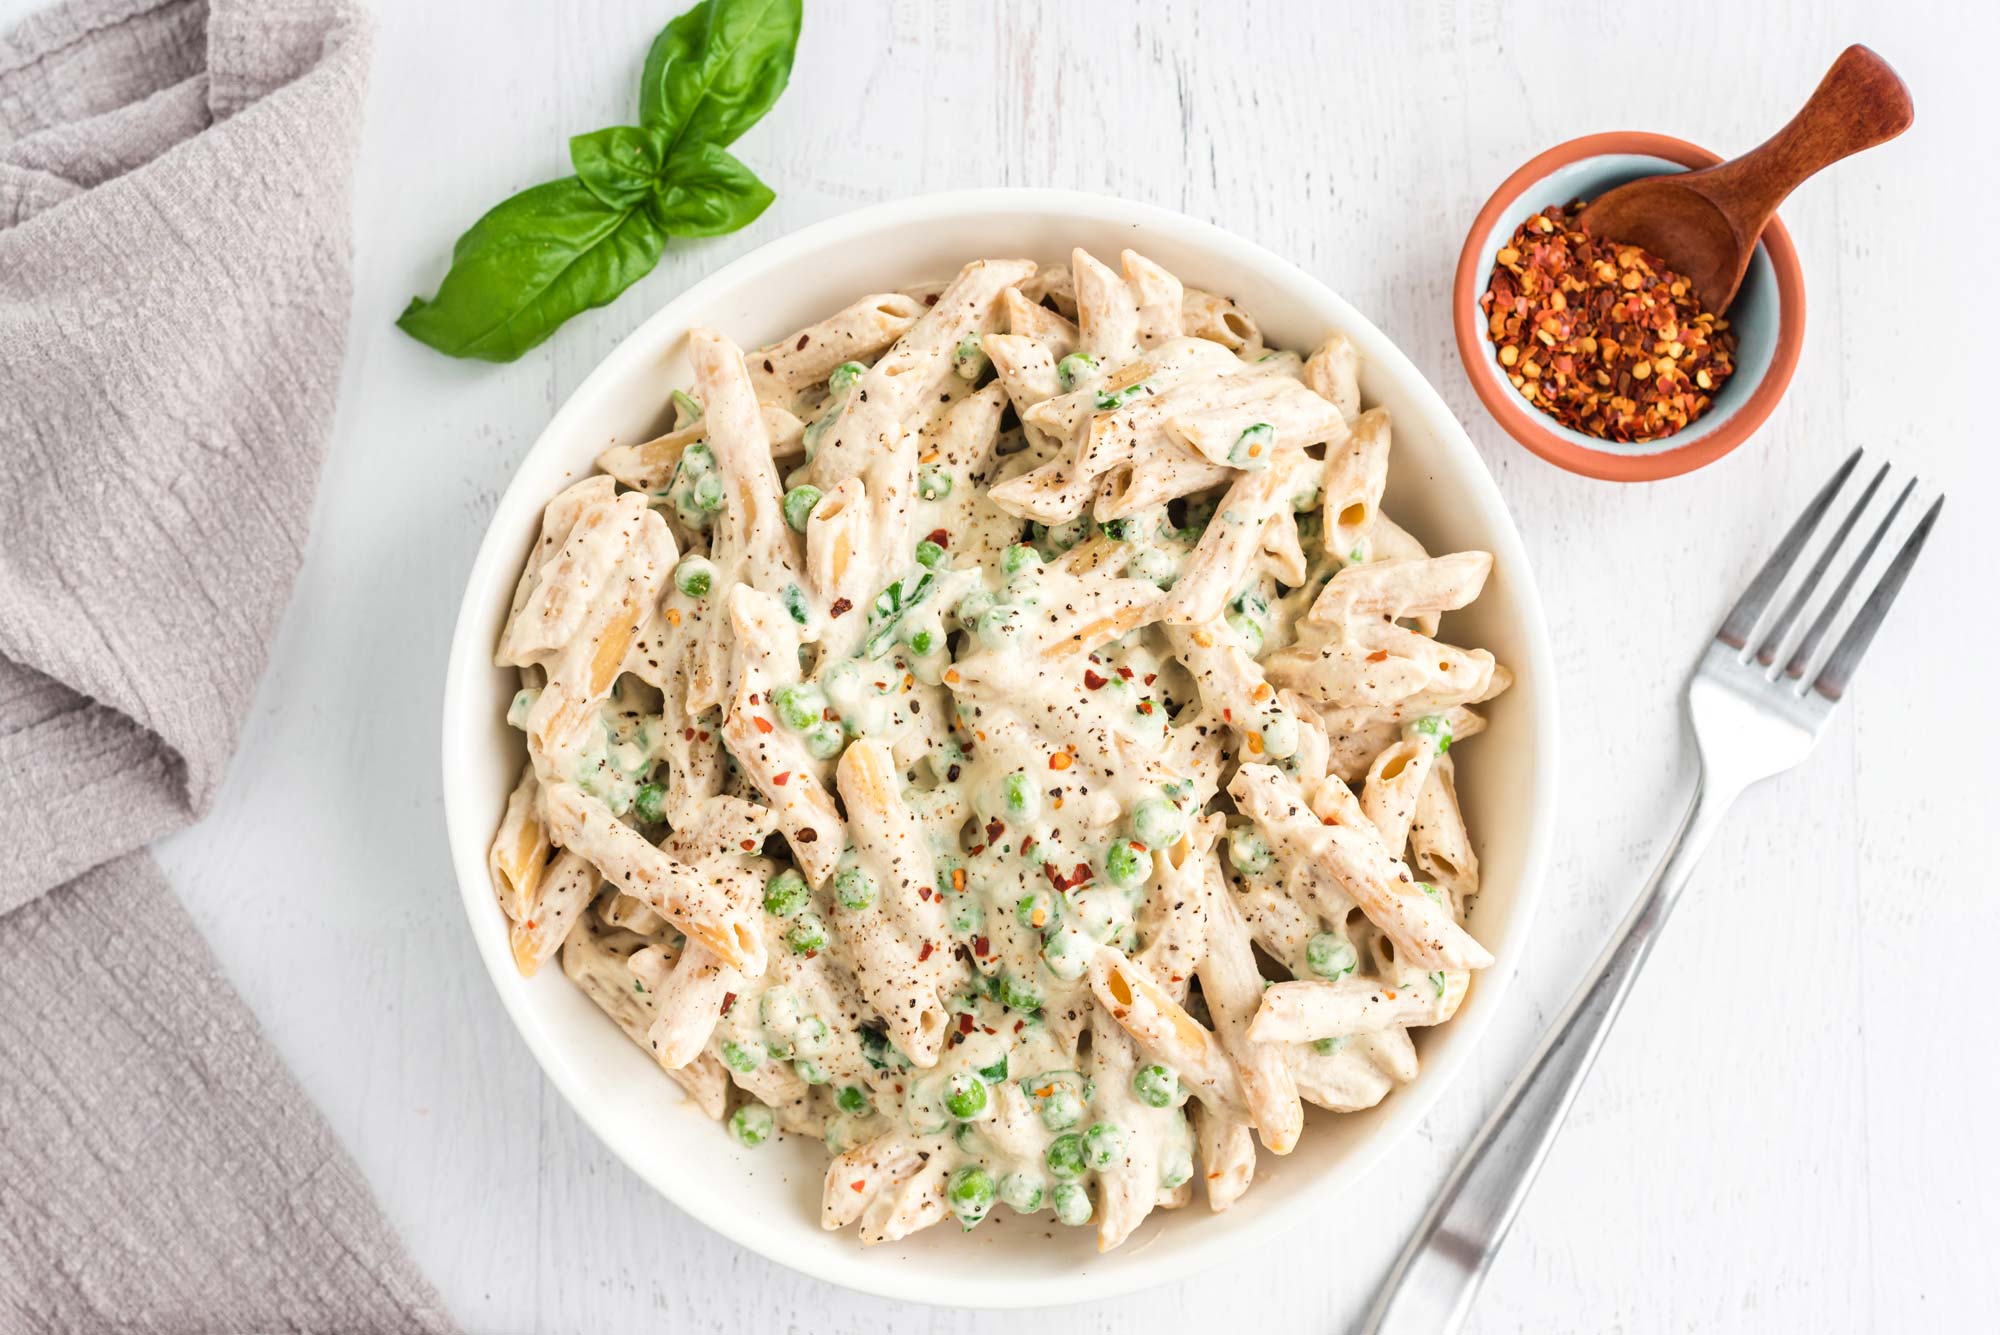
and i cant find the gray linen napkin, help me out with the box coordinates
[0,0,452,1329]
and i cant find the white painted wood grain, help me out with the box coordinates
[9,0,1982,1329]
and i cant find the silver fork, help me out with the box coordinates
[1362,450,1944,1335]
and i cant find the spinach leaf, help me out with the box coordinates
[649,142,775,236]
[570,125,671,209]
[641,0,802,159]
[395,179,668,363]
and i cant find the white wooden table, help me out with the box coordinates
[120,1,2000,1330]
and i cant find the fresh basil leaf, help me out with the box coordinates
[640,0,802,158]
[396,178,668,363]
[570,124,671,209]
[647,142,775,237]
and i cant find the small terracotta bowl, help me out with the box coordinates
[1453,131,1807,482]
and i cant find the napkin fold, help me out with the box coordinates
[0,0,451,1328]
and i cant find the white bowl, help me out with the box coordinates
[442,188,1559,1308]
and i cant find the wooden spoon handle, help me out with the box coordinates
[1700,45,1914,229]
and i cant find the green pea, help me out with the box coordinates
[804,722,845,760]
[1001,543,1041,577]
[1131,1063,1179,1109]
[781,583,811,626]
[918,466,953,501]
[828,360,867,395]
[907,626,936,655]
[772,683,823,732]
[1305,932,1358,980]
[1103,840,1149,888]
[1257,710,1299,760]
[952,333,986,381]
[1226,611,1266,656]
[680,442,716,472]
[1129,798,1185,849]
[794,1057,829,1084]
[1055,352,1096,391]
[1024,1071,1088,1131]
[1016,889,1057,932]
[834,865,878,911]
[999,1172,1045,1213]
[1408,713,1454,754]
[783,484,823,533]
[690,472,725,513]
[1227,826,1273,878]
[1051,1181,1093,1226]
[915,538,947,568]
[1129,546,1178,587]
[997,970,1042,1014]
[1000,769,1041,820]
[673,555,714,599]
[1229,421,1276,469]
[1040,927,1089,982]
[1082,1121,1125,1171]
[1045,1133,1087,1180]
[632,783,667,825]
[943,1071,989,1120]
[955,589,995,626]
[836,1085,871,1114]
[786,911,828,955]
[728,1103,775,1147]
[720,1039,765,1074]
[1347,544,1368,564]
[764,868,809,918]
[794,1015,831,1057]
[947,1163,996,1225]
[975,603,1023,650]
[1312,1035,1346,1056]
[506,687,539,729]
[1161,1143,1194,1190]
[1094,380,1153,411]
[947,886,985,936]
[1097,517,1133,541]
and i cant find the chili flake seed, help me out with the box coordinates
[1480,202,1736,442]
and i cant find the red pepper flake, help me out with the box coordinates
[1013,1019,1025,1033]
[773,771,791,785]
[1082,669,1108,690]
[950,868,967,893]
[985,818,1005,843]
[1365,650,1389,663]
[1049,751,1072,770]
[797,827,818,843]
[918,885,932,901]
[918,940,935,962]
[1117,666,1134,679]
[973,935,990,957]
[1142,672,1156,685]
[1020,836,1036,855]
[795,333,810,351]
[683,727,696,741]
[720,991,737,1015]
[958,1013,975,1035]
[1480,201,1736,441]
[1137,700,1154,715]
[697,730,710,742]
[850,1181,866,1194]
[753,715,774,733]
[829,597,853,617]
[926,528,949,548]
[740,839,756,850]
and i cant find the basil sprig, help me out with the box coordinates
[397,0,801,363]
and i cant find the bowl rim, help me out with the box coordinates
[1452,130,1807,482]
[442,186,1560,1307]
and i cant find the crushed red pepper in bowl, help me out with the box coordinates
[1480,202,1737,442]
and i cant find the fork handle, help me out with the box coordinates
[1360,773,1742,1335]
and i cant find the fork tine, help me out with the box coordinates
[1809,494,1944,703]
[1783,475,1915,681]
[1716,448,1863,652]
[1756,461,1890,666]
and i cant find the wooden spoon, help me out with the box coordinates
[1577,44,1913,312]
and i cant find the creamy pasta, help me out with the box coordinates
[487,248,1510,1251]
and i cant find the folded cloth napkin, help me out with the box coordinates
[0,1,452,1330]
